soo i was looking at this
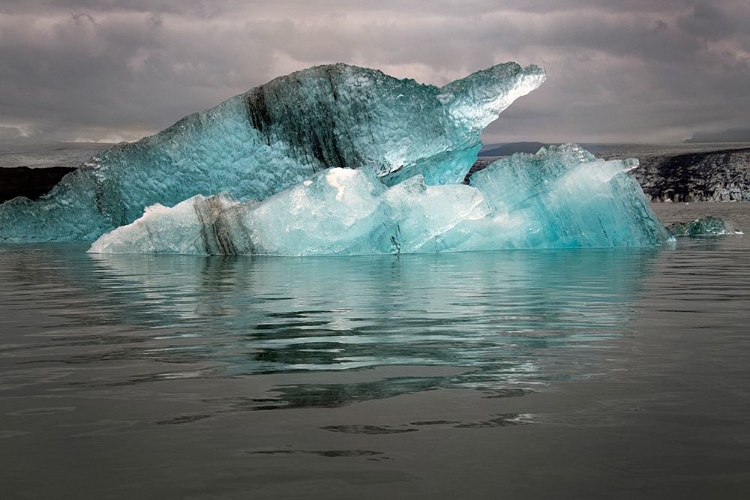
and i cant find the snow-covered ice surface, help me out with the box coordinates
[0,63,544,242]
[90,145,671,255]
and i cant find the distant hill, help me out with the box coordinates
[479,142,551,156]
[685,128,750,143]
[0,166,76,204]
[634,146,750,202]
[0,141,110,203]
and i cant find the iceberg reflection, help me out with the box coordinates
[79,249,658,405]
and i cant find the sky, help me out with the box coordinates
[0,0,748,145]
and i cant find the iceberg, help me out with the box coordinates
[0,62,545,242]
[89,145,672,255]
[466,145,671,249]
[667,216,742,236]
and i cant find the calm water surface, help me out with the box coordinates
[1,202,749,499]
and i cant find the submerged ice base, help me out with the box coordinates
[90,145,672,255]
[0,62,545,242]
[667,216,743,236]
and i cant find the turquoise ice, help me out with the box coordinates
[0,62,545,242]
[89,145,672,255]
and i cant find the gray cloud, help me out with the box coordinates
[0,0,748,144]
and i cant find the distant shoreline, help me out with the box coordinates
[1,142,749,204]
[0,142,112,169]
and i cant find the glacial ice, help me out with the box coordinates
[89,145,672,255]
[0,62,545,242]
[667,216,742,236]
[1,60,672,254]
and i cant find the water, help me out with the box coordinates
[1,203,750,498]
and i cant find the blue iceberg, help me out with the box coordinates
[89,145,671,255]
[0,62,545,242]
[1,61,670,253]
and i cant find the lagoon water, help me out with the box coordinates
[1,202,750,498]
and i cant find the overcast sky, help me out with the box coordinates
[0,0,748,144]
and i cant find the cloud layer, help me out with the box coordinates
[1,0,748,143]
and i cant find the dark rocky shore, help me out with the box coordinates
[633,147,750,202]
[0,166,76,204]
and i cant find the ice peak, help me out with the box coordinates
[438,63,546,132]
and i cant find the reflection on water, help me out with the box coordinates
[4,220,750,499]
[1,246,657,408]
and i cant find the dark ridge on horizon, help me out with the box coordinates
[686,128,750,144]
[0,166,76,204]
